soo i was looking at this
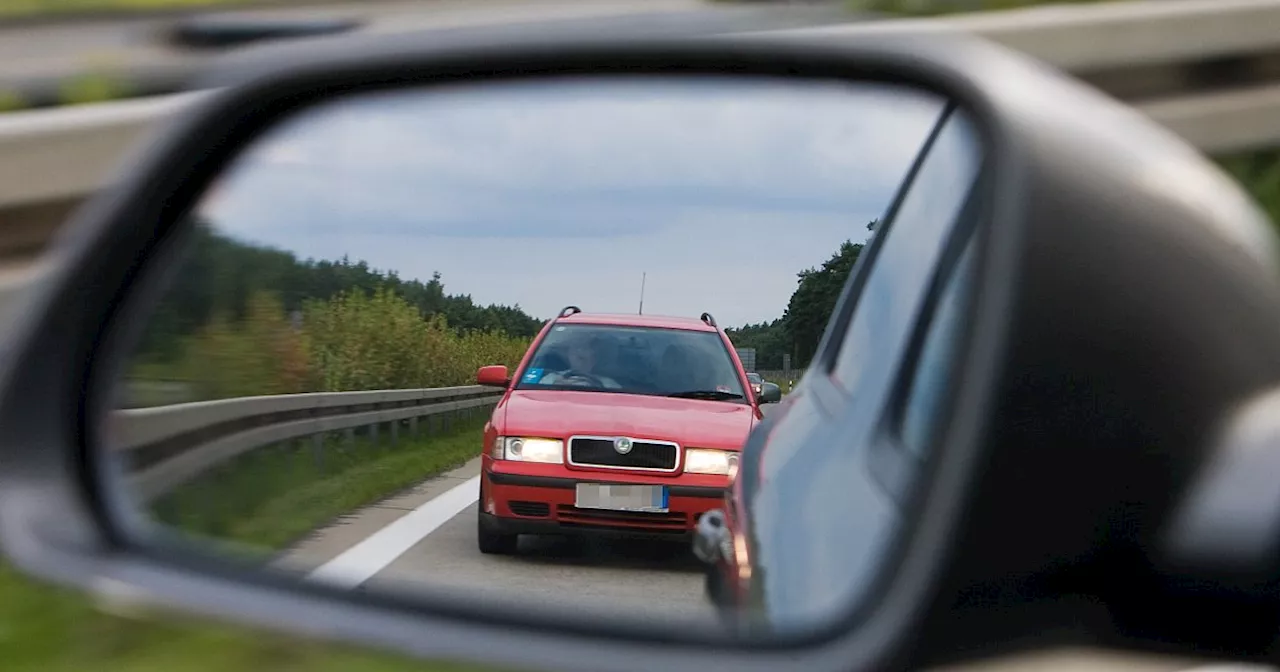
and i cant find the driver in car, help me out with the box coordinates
[537,335,622,389]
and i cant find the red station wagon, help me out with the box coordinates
[474,305,780,554]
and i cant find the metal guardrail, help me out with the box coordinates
[110,384,502,501]
[758,0,1280,155]
[1,0,1279,288]
[0,91,206,213]
[3,0,1279,217]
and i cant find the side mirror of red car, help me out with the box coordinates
[477,365,510,387]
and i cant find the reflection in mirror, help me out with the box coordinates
[102,74,981,639]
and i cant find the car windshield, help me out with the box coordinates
[515,323,748,403]
[746,373,762,384]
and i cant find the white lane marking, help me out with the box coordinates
[305,475,480,589]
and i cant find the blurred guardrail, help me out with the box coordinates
[0,91,207,263]
[3,0,1280,264]
[110,385,502,502]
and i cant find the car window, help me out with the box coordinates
[515,323,747,401]
[898,234,977,458]
[828,108,981,404]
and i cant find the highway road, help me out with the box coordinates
[0,0,855,94]
[0,0,680,79]
[275,462,716,627]
[363,458,712,625]
[270,405,782,628]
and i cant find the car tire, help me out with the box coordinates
[477,513,519,555]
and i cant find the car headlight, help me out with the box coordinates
[685,448,739,476]
[492,436,563,464]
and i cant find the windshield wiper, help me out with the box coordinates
[666,389,744,400]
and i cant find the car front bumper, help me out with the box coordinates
[481,469,726,541]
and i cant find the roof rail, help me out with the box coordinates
[558,305,582,319]
[700,312,717,328]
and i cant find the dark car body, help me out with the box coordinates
[698,100,985,625]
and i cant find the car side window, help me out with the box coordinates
[828,108,981,406]
[898,234,977,458]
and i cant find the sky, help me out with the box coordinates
[198,75,948,327]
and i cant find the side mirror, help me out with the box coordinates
[5,21,1280,672]
[476,364,510,387]
[758,382,782,404]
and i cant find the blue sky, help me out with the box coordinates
[199,75,947,327]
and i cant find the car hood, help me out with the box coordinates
[499,389,755,450]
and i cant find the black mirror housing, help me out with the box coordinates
[3,20,1280,672]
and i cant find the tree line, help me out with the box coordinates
[130,220,539,400]
[725,220,877,370]
[137,219,543,364]
[131,218,878,397]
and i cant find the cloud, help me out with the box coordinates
[236,77,941,196]
[197,75,950,326]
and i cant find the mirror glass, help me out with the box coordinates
[102,74,984,639]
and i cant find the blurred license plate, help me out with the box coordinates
[575,483,669,512]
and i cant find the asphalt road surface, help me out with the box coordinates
[272,404,780,628]
[0,0,854,86]
[0,0,694,81]
[368,461,714,625]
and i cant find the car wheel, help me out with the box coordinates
[477,512,519,555]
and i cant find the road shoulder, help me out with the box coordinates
[271,456,481,573]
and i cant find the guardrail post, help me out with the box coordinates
[409,415,418,438]
[312,433,324,468]
[345,427,355,446]
[369,421,379,447]
[390,418,399,446]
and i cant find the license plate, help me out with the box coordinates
[574,483,669,513]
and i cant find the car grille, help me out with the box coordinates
[555,505,689,533]
[568,436,679,471]
[509,501,550,517]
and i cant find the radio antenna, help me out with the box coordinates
[639,272,646,315]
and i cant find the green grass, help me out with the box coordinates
[59,72,134,106]
[0,413,502,672]
[0,562,503,672]
[0,0,307,19]
[151,414,487,551]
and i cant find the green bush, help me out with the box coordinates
[151,287,529,401]
[300,287,527,393]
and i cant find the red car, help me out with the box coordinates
[473,305,780,554]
